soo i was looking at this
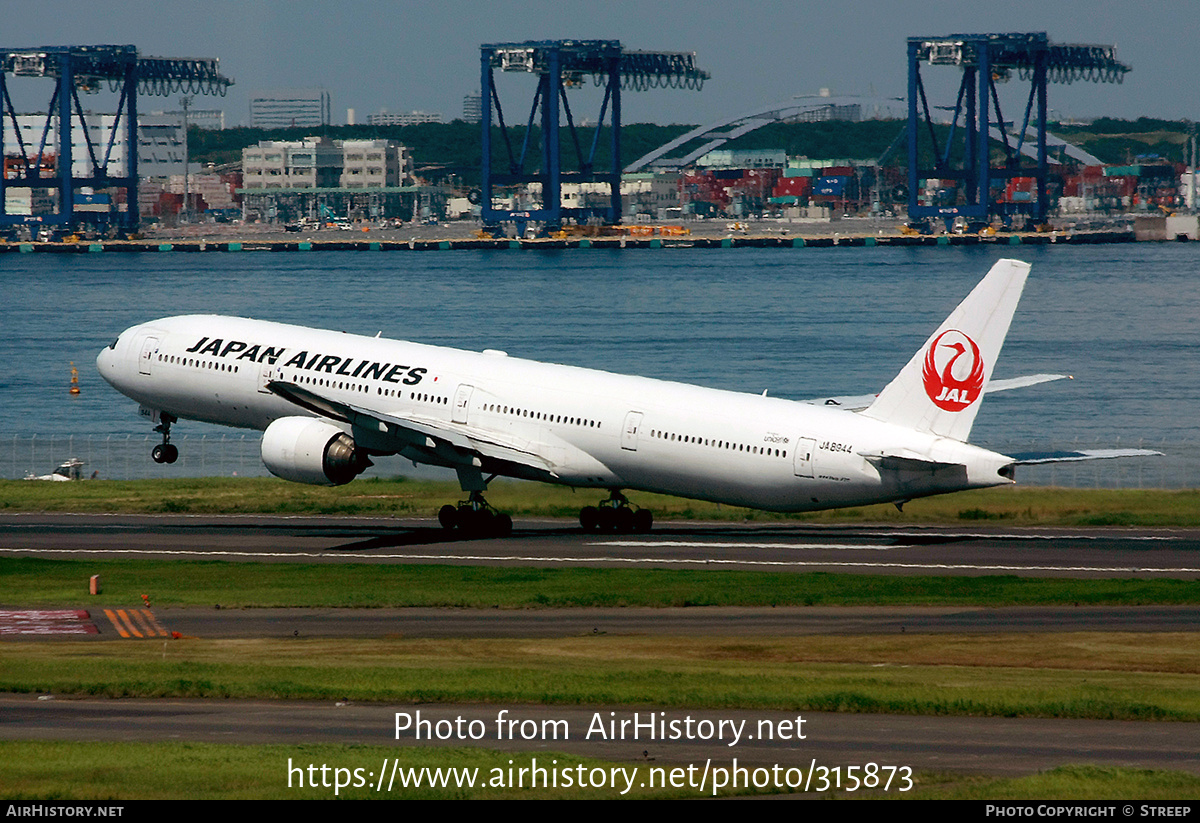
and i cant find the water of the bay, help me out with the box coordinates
[1,242,1195,485]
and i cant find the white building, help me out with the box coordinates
[241,138,412,190]
[241,138,343,189]
[339,140,411,188]
[366,110,443,126]
[462,93,483,124]
[697,149,787,169]
[2,113,192,178]
[526,173,681,216]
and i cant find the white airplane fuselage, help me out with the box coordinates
[96,313,1014,512]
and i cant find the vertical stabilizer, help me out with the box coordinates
[862,258,1030,441]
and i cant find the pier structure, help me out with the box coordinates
[906,32,1128,229]
[480,40,708,234]
[0,45,232,234]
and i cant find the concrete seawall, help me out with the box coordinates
[0,230,1140,253]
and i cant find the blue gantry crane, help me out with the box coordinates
[0,44,232,234]
[906,32,1129,230]
[479,40,708,233]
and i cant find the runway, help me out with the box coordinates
[2,513,1199,578]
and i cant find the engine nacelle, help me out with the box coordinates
[260,416,372,486]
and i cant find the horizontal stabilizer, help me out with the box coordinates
[805,373,1068,413]
[1008,448,1163,465]
[987,374,1069,392]
[862,453,964,473]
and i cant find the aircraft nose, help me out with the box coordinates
[96,338,120,387]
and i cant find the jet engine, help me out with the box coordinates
[260,416,372,486]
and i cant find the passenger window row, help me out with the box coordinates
[482,403,598,429]
[649,428,787,458]
[159,353,239,373]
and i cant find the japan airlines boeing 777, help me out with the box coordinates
[95,258,1155,535]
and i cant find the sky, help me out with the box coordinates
[6,1,1197,128]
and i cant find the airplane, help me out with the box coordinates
[95,258,1157,536]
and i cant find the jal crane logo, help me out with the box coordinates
[922,329,985,412]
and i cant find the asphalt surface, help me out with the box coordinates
[3,513,1199,577]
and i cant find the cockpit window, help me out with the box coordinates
[108,336,120,350]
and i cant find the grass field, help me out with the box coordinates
[5,741,1196,800]
[4,634,1199,720]
[3,477,1200,527]
[5,556,1200,608]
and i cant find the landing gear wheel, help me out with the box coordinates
[440,492,512,538]
[151,443,178,464]
[596,506,616,532]
[470,508,496,534]
[632,508,653,534]
[614,506,635,534]
[580,506,599,532]
[151,413,178,464]
[581,490,653,533]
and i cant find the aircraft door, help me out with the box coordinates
[452,384,474,424]
[138,336,159,375]
[793,437,816,478]
[258,359,278,394]
[621,411,644,451]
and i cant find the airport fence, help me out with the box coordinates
[2,434,1197,489]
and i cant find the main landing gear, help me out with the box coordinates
[438,491,514,537]
[580,490,653,533]
[151,413,179,464]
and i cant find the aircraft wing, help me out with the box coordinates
[1006,448,1163,465]
[267,381,559,476]
[804,373,1070,412]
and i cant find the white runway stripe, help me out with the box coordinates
[2,546,1196,574]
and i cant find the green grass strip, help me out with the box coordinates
[3,741,1196,800]
[915,765,1200,801]
[4,556,1200,608]
[3,478,1200,527]
[0,741,691,800]
[4,635,1199,721]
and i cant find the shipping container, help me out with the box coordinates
[814,176,848,196]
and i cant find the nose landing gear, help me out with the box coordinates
[580,490,652,533]
[151,413,179,464]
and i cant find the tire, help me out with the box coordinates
[580,506,599,531]
[614,506,635,533]
[473,509,496,535]
[438,504,458,530]
[632,509,653,533]
[495,513,513,537]
[596,507,616,532]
